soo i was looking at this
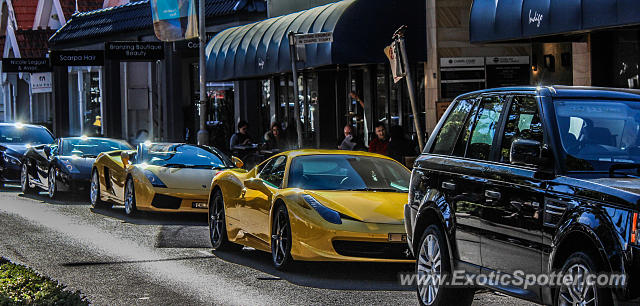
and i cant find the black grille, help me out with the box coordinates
[332,240,413,260]
[151,194,182,209]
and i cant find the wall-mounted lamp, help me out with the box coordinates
[532,55,538,71]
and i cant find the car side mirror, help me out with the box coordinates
[43,146,51,157]
[121,151,136,167]
[231,156,244,168]
[510,138,543,167]
[244,177,269,192]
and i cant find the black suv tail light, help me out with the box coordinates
[632,213,638,245]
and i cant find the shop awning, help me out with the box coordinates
[470,0,640,43]
[205,0,426,81]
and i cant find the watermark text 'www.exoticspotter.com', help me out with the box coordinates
[399,270,627,290]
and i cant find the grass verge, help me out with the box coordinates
[0,257,88,305]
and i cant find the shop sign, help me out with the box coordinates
[105,41,164,61]
[2,58,50,73]
[485,56,530,88]
[293,32,333,45]
[30,72,52,93]
[50,50,104,66]
[440,57,484,67]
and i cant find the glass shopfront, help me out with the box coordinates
[68,67,104,137]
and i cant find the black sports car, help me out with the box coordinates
[0,123,54,188]
[21,137,132,198]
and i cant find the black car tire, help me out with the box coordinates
[209,189,241,251]
[90,170,111,209]
[48,167,58,199]
[21,163,34,194]
[555,251,612,306]
[416,224,474,306]
[124,177,138,217]
[271,203,293,271]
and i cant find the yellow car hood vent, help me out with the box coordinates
[306,190,406,225]
[150,167,215,190]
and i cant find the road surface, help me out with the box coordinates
[0,186,536,305]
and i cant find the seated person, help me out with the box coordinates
[264,122,289,151]
[229,120,254,150]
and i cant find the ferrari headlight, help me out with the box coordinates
[143,169,167,188]
[59,160,79,173]
[303,194,342,224]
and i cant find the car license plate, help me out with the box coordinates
[192,202,208,209]
[388,233,407,242]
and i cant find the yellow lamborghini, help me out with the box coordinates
[208,149,413,269]
[90,143,242,216]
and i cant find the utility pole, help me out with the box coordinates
[394,26,424,152]
[288,31,304,149]
[196,0,208,145]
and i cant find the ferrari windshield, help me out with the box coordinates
[137,144,233,169]
[0,125,53,144]
[287,155,410,192]
[61,138,132,157]
[555,100,640,171]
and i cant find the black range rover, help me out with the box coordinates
[405,86,640,305]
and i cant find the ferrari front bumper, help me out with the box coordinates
[289,213,414,263]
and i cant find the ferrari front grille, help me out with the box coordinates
[332,240,413,260]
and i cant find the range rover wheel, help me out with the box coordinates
[209,190,241,251]
[417,224,474,306]
[556,252,612,306]
[271,204,293,271]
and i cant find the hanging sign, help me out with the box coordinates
[31,72,52,93]
[105,42,165,61]
[2,58,50,73]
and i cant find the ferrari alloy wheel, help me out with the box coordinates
[21,163,33,194]
[48,168,57,199]
[271,204,293,270]
[417,225,474,306]
[556,252,611,306]
[209,190,239,250]
[124,178,137,216]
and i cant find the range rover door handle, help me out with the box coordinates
[441,182,456,191]
[485,190,501,200]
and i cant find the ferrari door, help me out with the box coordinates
[243,155,287,244]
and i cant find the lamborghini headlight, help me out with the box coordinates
[143,169,167,188]
[3,154,20,166]
[303,194,342,224]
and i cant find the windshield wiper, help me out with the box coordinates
[347,188,404,193]
[608,163,640,178]
[162,163,189,168]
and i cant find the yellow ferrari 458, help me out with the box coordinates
[208,149,413,269]
[90,143,243,216]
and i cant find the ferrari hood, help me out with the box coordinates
[146,166,217,190]
[305,190,407,224]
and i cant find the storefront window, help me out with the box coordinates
[206,83,234,151]
[376,64,388,125]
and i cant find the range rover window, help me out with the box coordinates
[465,96,506,160]
[500,95,544,163]
[555,100,640,171]
[431,98,476,155]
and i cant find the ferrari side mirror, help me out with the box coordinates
[231,156,244,168]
